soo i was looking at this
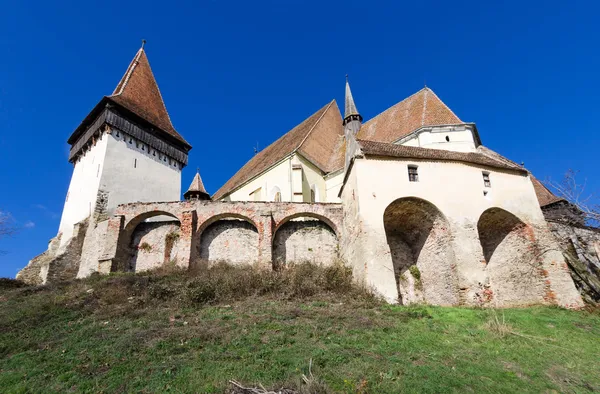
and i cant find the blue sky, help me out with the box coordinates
[0,1,598,278]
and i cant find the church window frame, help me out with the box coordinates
[408,165,419,182]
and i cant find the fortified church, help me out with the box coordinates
[18,44,590,308]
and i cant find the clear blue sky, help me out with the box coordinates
[0,1,598,278]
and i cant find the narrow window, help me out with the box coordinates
[408,165,419,182]
[274,192,282,202]
[134,158,137,168]
[483,172,491,187]
[96,164,100,177]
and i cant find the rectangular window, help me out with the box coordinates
[134,158,137,169]
[408,165,419,182]
[483,172,491,187]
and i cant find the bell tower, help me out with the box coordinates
[57,42,192,245]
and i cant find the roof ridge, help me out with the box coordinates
[364,87,429,125]
[297,99,335,152]
[421,88,428,126]
[113,49,143,96]
[425,87,462,123]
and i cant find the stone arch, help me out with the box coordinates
[477,207,544,305]
[272,216,338,268]
[194,213,259,267]
[275,212,339,238]
[115,211,183,273]
[383,197,459,305]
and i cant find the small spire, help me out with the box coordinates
[141,39,146,49]
[184,171,210,200]
[343,75,362,125]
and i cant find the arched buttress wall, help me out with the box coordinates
[272,216,338,268]
[477,207,545,305]
[193,213,259,267]
[383,197,459,306]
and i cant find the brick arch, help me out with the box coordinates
[272,214,338,268]
[115,210,183,273]
[193,212,261,267]
[123,210,182,235]
[196,212,259,236]
[383,196,458,306]
[274,212,340,239]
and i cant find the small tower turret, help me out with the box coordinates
[184,170,211,201]
[343,76,363,171]
[343,75,362,139]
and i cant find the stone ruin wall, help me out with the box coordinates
[16,198,594,309]
[546,221,600,303]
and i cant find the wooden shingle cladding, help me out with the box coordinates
[68,100,190,165]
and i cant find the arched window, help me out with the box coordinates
[270,186,282,202]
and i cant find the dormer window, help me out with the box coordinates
[483,172,491,187]
[408,165,419,182]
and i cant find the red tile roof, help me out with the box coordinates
[108,48,189,147]
[357,140,527,173]
[530,176,564,207]
[358,87,463,143]
[213,101,343,199]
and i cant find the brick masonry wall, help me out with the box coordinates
[273,219,338,266]
[130,221,185,272]
[197,219,259,265]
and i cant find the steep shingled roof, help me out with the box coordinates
[357,140,527,173]
[108,48,189,146]
[530,176,564,207]
[358,87,463,143]
[184,171,210,200]
[213,100,343,200]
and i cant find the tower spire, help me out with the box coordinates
[343,75,362,125]
[184,169,211,200]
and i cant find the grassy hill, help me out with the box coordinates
[1,263,599,393]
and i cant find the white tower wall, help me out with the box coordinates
[58,129,182,246]
[58,133,109,244]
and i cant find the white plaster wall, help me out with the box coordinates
[58,133,108,245]
[347,158,541,304]
[297,155,327,202]
[226,156,293,202]
[325,171,343,203]
[399,127,477,153]
[223,153,336,203]
[355,158,542,225]
[100,132,181,214]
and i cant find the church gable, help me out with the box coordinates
[213,100,342,200]
[358,87,463,143]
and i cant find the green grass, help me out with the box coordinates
[0,265,599,393]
